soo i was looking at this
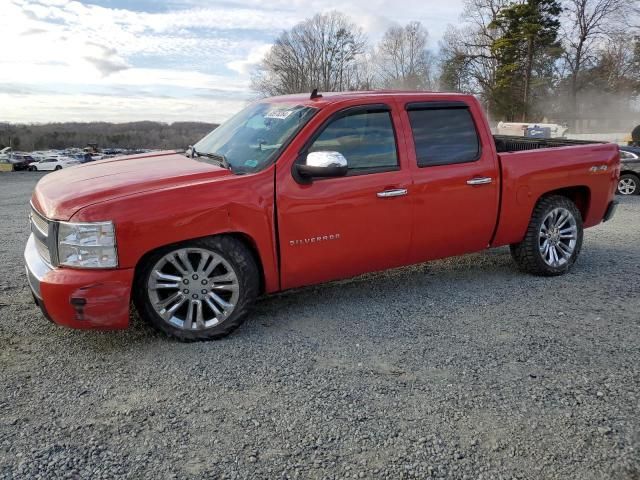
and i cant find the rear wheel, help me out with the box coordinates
[510,195,583,276]
[617,173,639,195]
[54,165,62,170]
[133,236,259,341]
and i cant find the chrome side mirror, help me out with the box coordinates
[296,151,348,180]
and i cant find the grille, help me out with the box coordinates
[30,208,49,236]
[34,235,51,264]
[30,207,52,265]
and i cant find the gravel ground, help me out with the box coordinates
[0,171,638,480]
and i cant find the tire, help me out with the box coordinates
[617,173,639,195]
[133,236,259,341]
[510,195,583,276]
[54,165,62,170]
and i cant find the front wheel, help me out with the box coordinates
[54,165,62,170]
[617,173,639,195]
[133,236,259,341]
[510,195,583,276]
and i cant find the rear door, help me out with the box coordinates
[276,101,413,289]
[398,98,500,262]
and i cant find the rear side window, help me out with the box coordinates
[308,110,398,173]
[407,107,480,167]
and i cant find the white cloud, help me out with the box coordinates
[0,92,251,123]
[0,0,465,123]
[227,44,273,75]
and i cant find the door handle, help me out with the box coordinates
[466,177,493,185]
[377,188,408,198]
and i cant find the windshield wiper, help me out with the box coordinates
[188,146,232,171]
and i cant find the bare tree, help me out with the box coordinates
[551,33,640,131]
[589,33,640,91]
[438,27,474,92]
[376,21,436,89]
[561,0,634,125]
[347,48,379,90]
[437,0,510,117]
[252,12,367,96]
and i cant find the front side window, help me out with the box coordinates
[308,109,398,174]
[408,107,480,167]
[194,102,317,174]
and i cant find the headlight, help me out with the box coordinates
[57,221,118,268]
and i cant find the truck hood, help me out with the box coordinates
[32,151,233,220]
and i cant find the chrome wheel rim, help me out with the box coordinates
[147,248,239,330]
[618,178,636,195]
[539,207,577,268]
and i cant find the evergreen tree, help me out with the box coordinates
[490,0,563,121]
[439,52,470,92]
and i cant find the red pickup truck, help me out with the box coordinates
[25,92,620,341]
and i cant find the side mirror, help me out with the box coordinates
[296,151,348,180]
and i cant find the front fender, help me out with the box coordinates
[71,170,280,293]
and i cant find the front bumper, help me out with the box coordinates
[24,234,134,330]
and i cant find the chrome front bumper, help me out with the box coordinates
[24,233,52,299]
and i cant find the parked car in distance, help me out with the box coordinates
[0,146,12,161]
[29,157,81,171]
[66,153,94,163]
[30,151,52,162]
[102,148,126,156]
[25,91,620,341]
[8,153,37,171]
[618,146,640,195]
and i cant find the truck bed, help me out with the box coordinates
[491,141,620,248]
[494,135,604,153]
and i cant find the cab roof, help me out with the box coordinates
[261,90,475,108]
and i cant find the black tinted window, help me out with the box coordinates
[408,108,480,167]
[309,110,398,172]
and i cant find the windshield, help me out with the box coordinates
[192,102,317,174]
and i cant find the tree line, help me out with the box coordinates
[0,121,218,152]
[253,1,639,130]
[252,12,437,95]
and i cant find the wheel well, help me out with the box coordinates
[620,170,639,178]
[539,186,590,220]
[225,232,265,294]
[133,232,266,295]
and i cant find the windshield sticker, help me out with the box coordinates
[264,109,295,120]
[244,159,258,168]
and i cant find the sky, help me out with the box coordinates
[0,0,465,124]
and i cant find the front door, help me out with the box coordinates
[276,103,413,290]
